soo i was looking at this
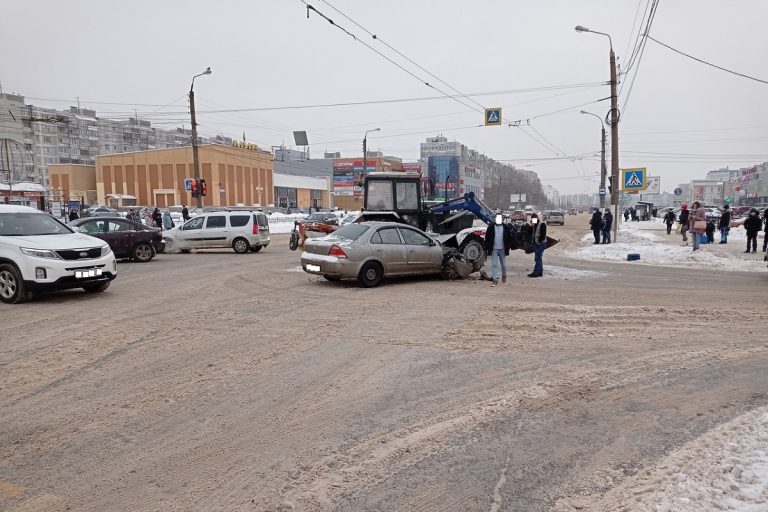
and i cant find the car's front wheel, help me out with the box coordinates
[357,261,383,288]
[132,242,154,262]
[82,282,110,293]
[0,264,30,304]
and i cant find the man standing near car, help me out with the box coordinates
[718,204,731,244]
[484,213,511,286]
[182,205,190,222]
[527,213,547,278]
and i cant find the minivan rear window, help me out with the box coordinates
[255,214,269,228]
[229,215,250,227]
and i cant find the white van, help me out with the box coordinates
[163,210,270,254]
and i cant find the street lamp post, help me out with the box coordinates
[361,128,381,200]
[576,25,619,241]
[580,110,607,208]
[189,67,212,208]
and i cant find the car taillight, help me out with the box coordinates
[253,223,260,235]
[328,245,347,259]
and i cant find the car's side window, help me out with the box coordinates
[206,216,227,228]
[81,221,103,234]
[376,228,402,244]
[229,215,249,228]
[183,217,205,230]
[370,231,382,244]
[399,228,431,246]
[108,221,131,232]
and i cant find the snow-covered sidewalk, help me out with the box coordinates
[592,407,768,511]
[571,219,767,272]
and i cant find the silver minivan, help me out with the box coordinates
[163,210,270,253]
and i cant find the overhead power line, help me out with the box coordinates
[646,35,768,85]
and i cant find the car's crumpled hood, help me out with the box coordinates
[0,233,107,250]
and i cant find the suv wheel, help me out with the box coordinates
[0,264,31,304]
[132,242,154,262]
[233,237,250,254]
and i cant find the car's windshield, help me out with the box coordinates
[0,213,73,236]
[305,213,327,222]
[330,224,370,241]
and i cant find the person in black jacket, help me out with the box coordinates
[663,209,676,234]
[763,208,768,252]
[718,204,732,244]
[484,213,512,286]
[602,208,613,244]
[678,204,690,245]
[744,208,761,253]
[589,210,602,245]
[151,207,162,228]
[527,213,547,278]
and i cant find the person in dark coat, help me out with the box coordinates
[589,210,603,245]
[68,209,79,221]
[527,213,547,278]
[623,208,630,222]
[182,205,190,222]
[151,207,162,228]
[718,204,731,244]
[705,219,716,244]
[484,213,512,286]
[663,209,676,234]
[602,208,613,244]
[678,204,690,245]
[744,208,761,253]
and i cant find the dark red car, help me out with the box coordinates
[67,217,163,262]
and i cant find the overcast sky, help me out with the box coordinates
[2,0,767,194]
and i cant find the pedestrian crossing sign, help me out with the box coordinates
[485,108,502,126]
[621,167,647,191]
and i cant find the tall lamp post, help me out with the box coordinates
[580,110,607,208]
[575,25,619,240]
[361,128,381,198]
[189,67,212,208]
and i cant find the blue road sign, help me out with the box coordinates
[673,187,683,196]
[485,108,502,126]
[184,178,193,191]
[622,167,647,191]
[599,188,606,196]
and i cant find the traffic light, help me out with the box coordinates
[608,176,613,195]
[190,178,199,198]
[200,179,207,197]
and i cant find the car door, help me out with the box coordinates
[104,220,135,258]
[202,215,229,248]
[399,227,442,273]
[178,216,205,248]
[369,227,407,274]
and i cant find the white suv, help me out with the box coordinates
[0,205,117,304]
[163,210,270,254]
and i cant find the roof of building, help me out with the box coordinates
[0,182,46,192]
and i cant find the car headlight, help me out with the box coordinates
[20,247,60,259]
[101,245,112,257]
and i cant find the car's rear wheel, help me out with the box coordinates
[233,237,250,254]
[82,282,110,293]
[357,261,383,288]
[132,242,154,262]
[250,245,262,253]
[0,264,30,304]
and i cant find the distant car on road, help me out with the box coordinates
[68,217,163,262]
[511,210,526,222]
[301,222,444,287]
[547,210,565,225]
[568,208,578,216]
[82,206,120,218]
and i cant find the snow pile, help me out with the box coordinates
[574,222,767,272]
[542,266,606,280]
[605,407,768,512]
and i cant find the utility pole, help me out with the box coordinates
[189,87,202,209]
[580,111,607,208]
[609,47,620,241]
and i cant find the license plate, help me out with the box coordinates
[75,269,103,279]
[306,264,321,272]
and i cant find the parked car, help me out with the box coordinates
[68,217,163,262]
[82,206,120,218]
[298,212,339,228]
[568,208,578,216]
[301,222,444,287]
[163,210,270,254]
[0,205,117,304]
[547,210,565,225]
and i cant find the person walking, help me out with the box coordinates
[68,209,79,221]
[602,208,613,244]
[690,201,707,251]
[484,213,511,286]
[663,209,676,234]
[590,209,603,245]
[182,205,190,222]
[718,204,731,244]
[527,213,547,278]
[744,208,761,253]
[678,204,690,245]
[623,208,630,222]
[151,207,162,228]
